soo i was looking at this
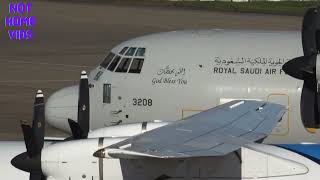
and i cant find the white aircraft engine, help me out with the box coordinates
[41,137,125,180]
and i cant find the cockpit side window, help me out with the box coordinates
[115,58,132,73]
[103,83,111,103]
[107,55,121,71]
[135,48,145,57]
[100,53,115,68]
[129,58,144,73]
[119,47,129,55]
[125,47,137,56]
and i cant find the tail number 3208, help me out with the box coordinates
[133,98,152,106]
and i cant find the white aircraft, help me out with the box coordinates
[45,7,320,144]
[2,76,320,180]
[4,8,320,180]
[5,5,320,180]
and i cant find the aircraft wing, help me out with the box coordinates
[95,100,286,159]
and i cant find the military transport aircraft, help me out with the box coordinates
[2,7,320,180]
[45,7,320,144]
[2,71,320,180]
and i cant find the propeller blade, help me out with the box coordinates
[301,79,320,128]
[65,71,90,140]
[77,71,90,138]
[21,121,33,157]
[32,90,45,155]
[30,171,46,180]
[302,7,320,56]
[68,119,86,139]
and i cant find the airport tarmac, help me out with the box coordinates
[0,0,302,140]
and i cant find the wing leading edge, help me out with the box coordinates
[94,100,286,159]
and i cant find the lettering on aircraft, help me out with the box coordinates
[133,98,153,106]
[152,65,187,85]
[211,57,289,76]
[4,3,35,40]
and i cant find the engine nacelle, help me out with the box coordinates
[87,121,170,138]
[41,137,125,180]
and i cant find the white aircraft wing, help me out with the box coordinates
[95,100,286,159]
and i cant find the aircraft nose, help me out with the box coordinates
[45,85,78,133]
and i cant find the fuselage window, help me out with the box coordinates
[115,58,132,73]
[103,83,111,103]
[119,47,129,55]
[125,47,137,56]
[107,55,121,71]
[100,53,115,68]
[135,48,145,57]
[129,58,144,73]
[94,71,103,81]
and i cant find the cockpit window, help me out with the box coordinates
[106,47,145,73]
[115,58,131,73]
[107,55,121,71]
[135,48,145,57]
[100,53,115,68]
[119,47,128,55]
[129,58,144,73]
[125,47,137,56]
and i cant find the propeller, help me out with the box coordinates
[67,70,90,139]
[282,7,320,128]
[11,70,91,179]
[11,90,46,180]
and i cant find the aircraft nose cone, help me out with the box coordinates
[45,85,78,133]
